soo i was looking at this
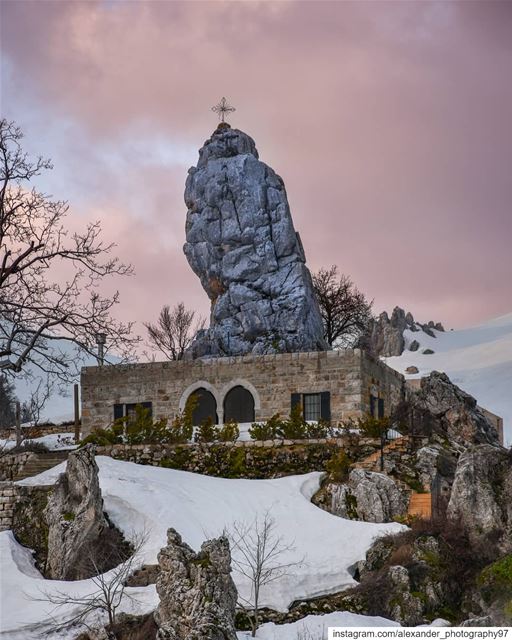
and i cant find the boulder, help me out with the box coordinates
[183,124,327,357]
[44,446,111,580]
[331,468,409,523]
[154,528,238,640]
[447,444,512,552]
[406,371,500,446]
[405,365,419,374]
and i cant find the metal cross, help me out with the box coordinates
[211,97,236,123]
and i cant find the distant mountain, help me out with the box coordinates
[384,313,512,446]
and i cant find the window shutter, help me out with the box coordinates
[378,398,385,419]
[141,401,153,417]
[320,392,331,422]
[370,395,376,418]
[291,393,301,411]
[113,404,123,420]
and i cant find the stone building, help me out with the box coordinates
[80,349,404,435]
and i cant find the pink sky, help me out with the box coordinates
[1,0,511,343]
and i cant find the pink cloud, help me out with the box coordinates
[1,0,511,338]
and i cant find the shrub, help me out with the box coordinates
[325,449,352,481]
[218,419,239,442]
[356,415,390,439]
[278,403,308,439]
[194,416,218,443]
[249,414,284,440]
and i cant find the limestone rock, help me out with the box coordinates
[155,528,238,640]
[183,124,327,357]
[361,307,444,357]
[405,365,419,374]
[44,445,110,580]
[407,371,500,446]
[331,468,409,523]
[447,444,512,552]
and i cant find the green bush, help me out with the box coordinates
[326,449,352,481]
[249,414,285,440]
[194,416,218,443]
[168,396,195,444]
[218,419,239,442]
[356,415,391,439]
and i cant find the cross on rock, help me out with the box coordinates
[211,97,236,123]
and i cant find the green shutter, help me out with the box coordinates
[320,392,331,422]
[291,393,301,411]
[113,404,123,420]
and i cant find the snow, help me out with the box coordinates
[237,612,399,639]
[384,312,512,447]
[2,458,403,637]
[0,433,77,452]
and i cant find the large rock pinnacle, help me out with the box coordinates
[184,123,327,357]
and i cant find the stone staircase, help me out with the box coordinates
[352,436,432,519]
[408,492,432,519]
[352,436,410,472]
[14,451,69,481]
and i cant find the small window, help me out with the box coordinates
[113,402,152,421]
[303,393,322,421]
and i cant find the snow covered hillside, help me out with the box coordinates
[385,312,512,446]
[2,459,403,638]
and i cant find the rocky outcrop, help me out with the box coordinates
[447,445,512,553]
[331,469,409,523]
[362,307,444,357]
[44,446,116,580]
[183,123,327,357]
[406,372,500,446]
[154,528,238,640]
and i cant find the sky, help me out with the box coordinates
[1,0,511,344]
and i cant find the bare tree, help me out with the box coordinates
[0,119,139,381]
[36,530,147,635]
[312,266,373,348]
[226,511,304,637]
[144,302,205,361]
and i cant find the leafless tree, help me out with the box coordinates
[312,266,373,348]
[144,302,205,360]
[226,511,304,637]
[35,530,147,635]
[0,119,139,382]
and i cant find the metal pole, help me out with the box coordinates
[74,384,80,444]
[15,401,21,448]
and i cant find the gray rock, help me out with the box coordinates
[422,348,435,355]
[331,468,409,523]
[44,446,110,580]
[387,565,425,626]
[460,616,493,627]
[361,306,444,357]
[406,365,419,374]
[183,124,327,357]
[407,371,500,446]
[447,444,512,552]
[155,528,238,640]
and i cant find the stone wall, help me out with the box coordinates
[0,481,51,543]
[81,349,404,435]
[94,437,379,479]
[0,451,35,481]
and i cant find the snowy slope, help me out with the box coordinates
[2,459,403,637]
[384,312,512,447]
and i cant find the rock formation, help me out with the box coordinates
[44,446,112,580]
[362,306,444,357]
[405,371,500,446]
[183,123,327,357]
[447,444,512,553]
[331,469,409,523]
[154,528,238,640]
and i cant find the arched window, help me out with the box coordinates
[223,385,255,423]
[190,388,218,425]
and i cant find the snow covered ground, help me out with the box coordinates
[1,458,403,638]
[0,433,77,452]
[385,312,512,447]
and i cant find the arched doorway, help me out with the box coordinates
[223,385,255,423]
[190,388,218,425]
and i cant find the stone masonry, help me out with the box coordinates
[81,349,403,435]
